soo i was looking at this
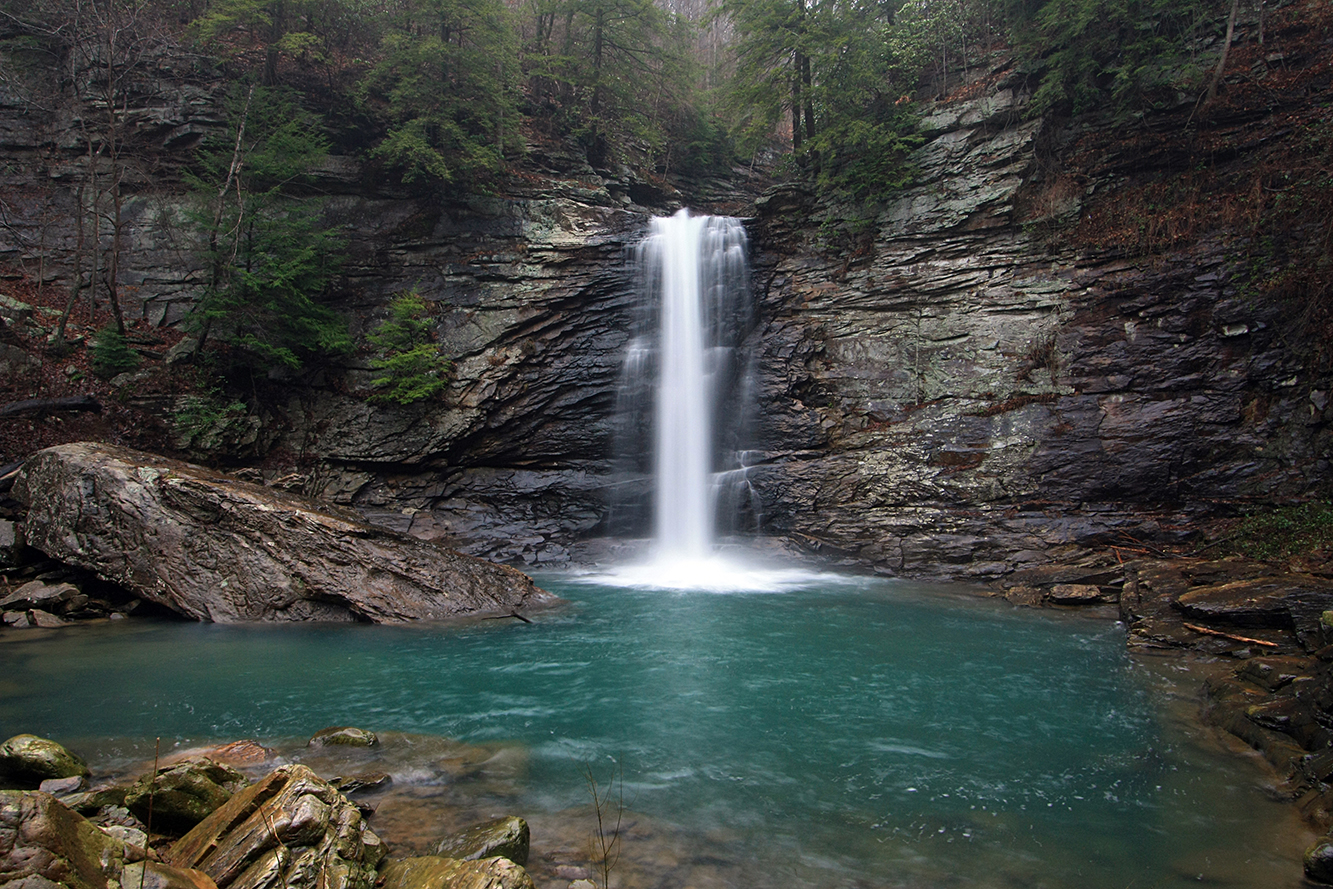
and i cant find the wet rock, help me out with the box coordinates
[124,757,249,835]
[309,727,379,749]
[123,860,222,889]
[1306,838,1333,883]
[380,855,537,889]
[203,740,274,767]
[332,773,392,795]
[14,443,560,623]
[435,816,530,866]
[39,775,89,795]
[0,734,90,785]
[0,789,127,887]
[167,764,387,889]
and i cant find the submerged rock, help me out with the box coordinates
[0,734,90,785]
[435,815,530,866]
[309,727,379,748]
[13,442,560,623]
[167,764,387,889]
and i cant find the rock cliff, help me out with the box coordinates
[1,35,1329,578]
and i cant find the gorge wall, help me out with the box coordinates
[1,41,1329,577]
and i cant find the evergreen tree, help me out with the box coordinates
[186,83,351,373]
[359,0,521,187]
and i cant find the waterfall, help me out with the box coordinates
[619,209,753,563]
[599,211,837,590]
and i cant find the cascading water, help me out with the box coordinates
[647,210,749,558]
[607,209,788,589]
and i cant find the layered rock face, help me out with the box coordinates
[738,88,1331,576]
[13,442,556,622]
[2,39,1328,577]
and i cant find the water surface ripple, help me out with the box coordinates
[0,573,1309,888]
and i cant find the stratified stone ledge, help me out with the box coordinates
[14,442,559,623]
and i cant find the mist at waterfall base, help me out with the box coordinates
[602,209,807,591]
[0,581,1307,888]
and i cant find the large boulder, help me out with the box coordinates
[123,758,250,836]
[0,734,90,786]
[167,764,387,889]
[0,790,124,888]
[13,443,560,623]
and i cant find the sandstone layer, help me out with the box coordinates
[13,442,556,622]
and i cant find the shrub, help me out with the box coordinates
[368,292,452,405]
[90,326,140,379]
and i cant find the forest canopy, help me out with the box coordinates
[0,0,1242,199]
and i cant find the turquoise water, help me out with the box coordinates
[0,572,1308,888]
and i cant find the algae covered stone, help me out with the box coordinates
[0,733,90,785]
[380,855,537,889]
[308,726,379,748]
[436,815,529,866]
[124,757,249,835]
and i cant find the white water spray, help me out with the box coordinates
[646,210,747,559]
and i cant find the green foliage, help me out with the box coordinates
[173,389,249,444]
[811,115,922,199]
[90,326,140,379]
[1024,0,1219,115]
[367,292,452,404]
[1225,501,1333,562]
[187,83,351,374]
[359,0,521,189]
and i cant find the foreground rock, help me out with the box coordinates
[124,757,250,835]
[167,764,387,889]
[0,734,90,786]
[0,789,136,887]
[13,443,559,623]
[380,855,537,889]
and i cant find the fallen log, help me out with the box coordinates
[0,395,101,419]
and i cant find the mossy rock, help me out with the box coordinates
[436,815,530,866]
[0,734,90,786]
[308,726,379,748]
[124,757,248,835]
[380,855,536,889]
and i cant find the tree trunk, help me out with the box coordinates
[1204,0,1240,107]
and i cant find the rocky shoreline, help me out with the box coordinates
[988,549,1333,882]
[0,729,546,889]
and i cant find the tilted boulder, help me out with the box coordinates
[167,764,387,889]
[14,443,560,623]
